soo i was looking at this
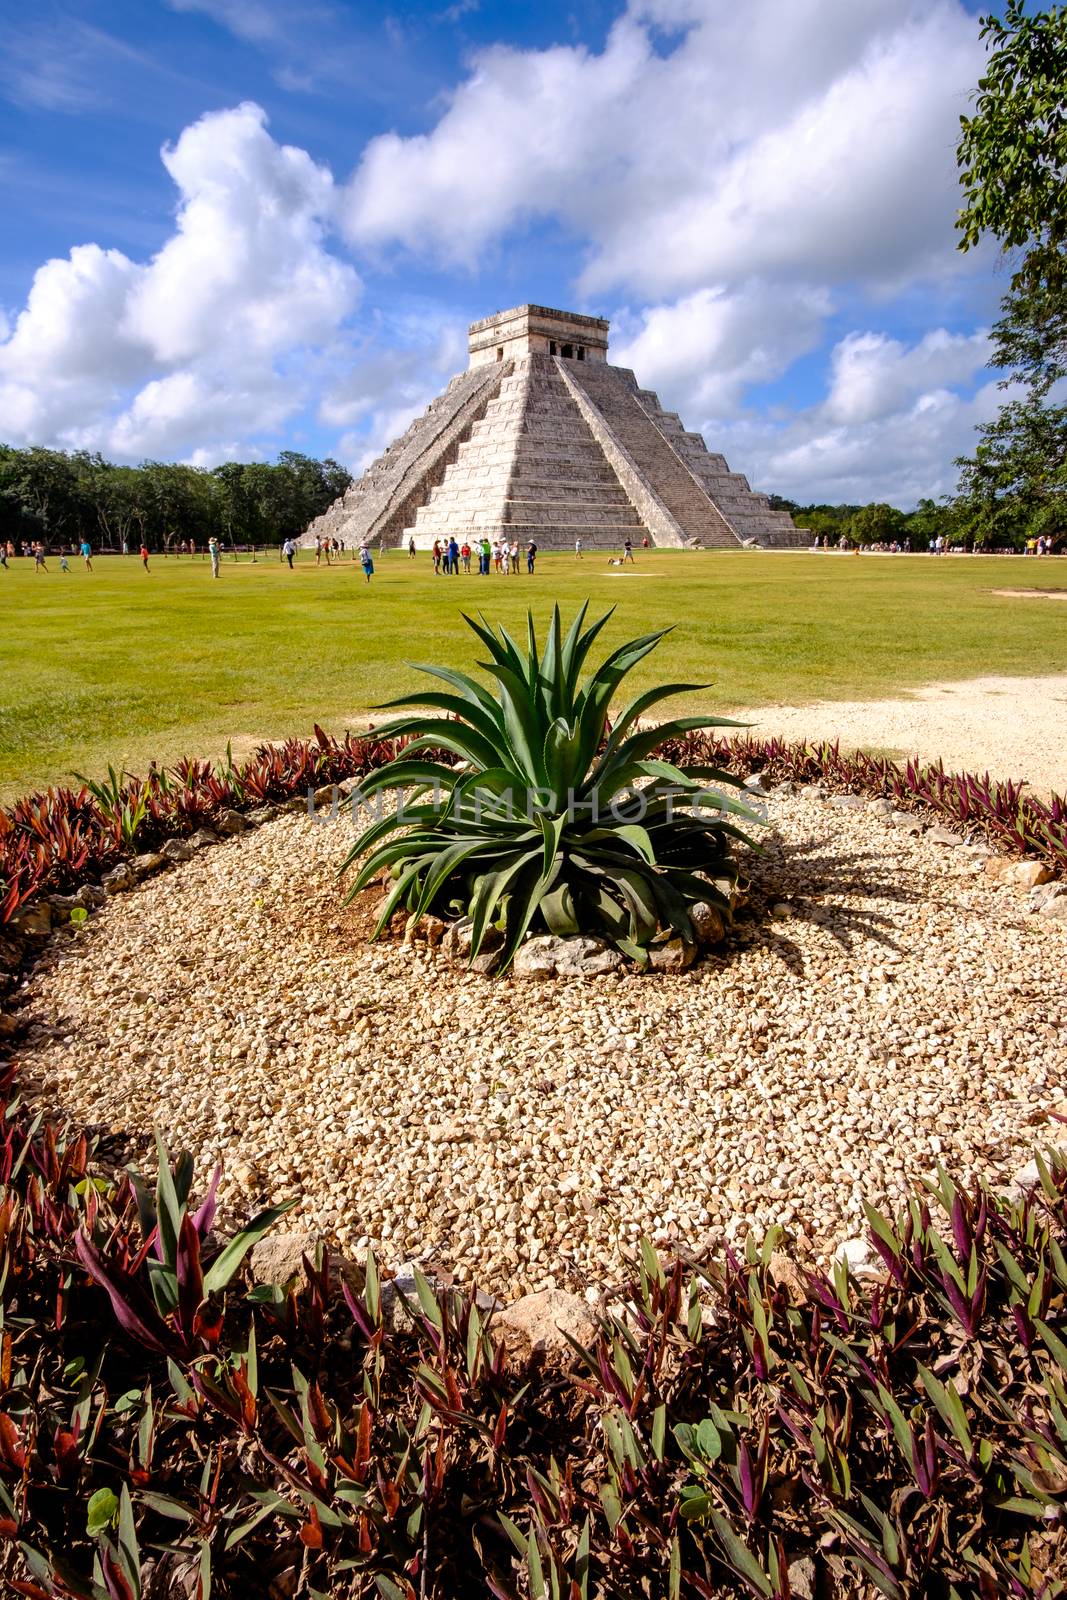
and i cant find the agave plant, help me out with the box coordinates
[340,605,757,969]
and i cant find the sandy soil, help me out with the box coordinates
[732,674,1067,795]
[992,589,1067,601]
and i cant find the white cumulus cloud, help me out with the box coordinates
[343,0,984,300]
[612,284,832,416]
[0,102,359,462]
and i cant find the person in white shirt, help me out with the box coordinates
[575,537,583,559]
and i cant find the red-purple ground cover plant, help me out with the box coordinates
[0,1047,1065,1597]
[1,729,1064,931]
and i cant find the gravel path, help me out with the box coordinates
[17,796,1067,1301]
[731,674,1067,796]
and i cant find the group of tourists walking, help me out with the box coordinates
[429,536,537,575]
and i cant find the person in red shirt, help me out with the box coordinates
[140,544,150,571]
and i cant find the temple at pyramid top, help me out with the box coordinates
[468,304,610,366]
[302,304,805,552]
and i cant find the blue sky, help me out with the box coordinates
[0,0,1008,505]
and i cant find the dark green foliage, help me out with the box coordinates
[0,445,351,551]
[952,2,1067,548]
[339,605,754,968]
[956,1,1067,255]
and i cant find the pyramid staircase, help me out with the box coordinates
[302,303,807,552]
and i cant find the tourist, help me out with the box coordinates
[501,542,510,576]
[323,540,332,567]
[493,541,503,574]
[408,536,416,559]
[460,540,471,573]
[121,537,129,556]
[139,542,150,572]
[526,540,537,574]
[480,536,491,575]
[80,538,93,572]
[33,543,48,572]
[360,541,374,583]
[208,537,220,578]
[448,536,460,575]
[59,550,71,573]
[623,537,635,563]
[314,537,322,566]
[575,537,583,559]
[509,539,520,574]
[432,539,442,575]
[0,546,6,570]
[642,536,650,548]
[283,537,296,569]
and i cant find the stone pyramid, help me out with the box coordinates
[303,305,804,551]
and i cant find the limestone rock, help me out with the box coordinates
[1039,891,1067,920]
[246,805,279,826]
[830,794,862,810]
[787,1554,817,1600]
[513,935,624,979]
[9,902,51,934]
[800,785,826,800]
[250,1230,364,1296]
[494,1288,596,1365]
[891,811,924,834]
[160,839,195,864]
[928,826,964,848]
[188,829,218,850]
[866,797,894,816]
[442,917,503,962]
[769,1250,809,1307]
[690,901,726,946]
[742,774,770,796]
[102,864,137,896]
[215,809,247,836]
[833,1236,885,1281]
[1010,1159,1043,1198]
[983,855,1015,881]
[1012,860,1053,889]
[646,936,696,973]
[131,852,167,880]
[73,883,107,909]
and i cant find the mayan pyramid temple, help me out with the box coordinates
[304,304,804,551]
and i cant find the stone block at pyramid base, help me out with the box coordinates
[302,305,808,551]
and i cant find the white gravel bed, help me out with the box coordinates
[730,673,1067,796]
[16,793,1067,1301]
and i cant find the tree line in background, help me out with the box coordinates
[0,447,352,552]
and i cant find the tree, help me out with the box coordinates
[956,0,1067,256]
[953,3,1067,547]
[848,503,906,547]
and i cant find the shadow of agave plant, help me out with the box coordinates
[340,604,763,971]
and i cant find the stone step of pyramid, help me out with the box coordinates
[300,362,508,547]
[564,361,740,550]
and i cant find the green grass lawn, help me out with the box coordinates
[1,547,1065,801]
